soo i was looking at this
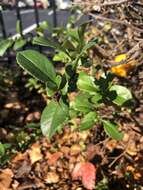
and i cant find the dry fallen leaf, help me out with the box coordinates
[105,139,117,151]
[47,152,63,166]
[12,152,27,163]
[126,142,137,156]
[72,162,96,190]
[123,133,129,142]
[44,172,59,184]
[70,144,81,156]
[14,160,31,179]
[86,144,96,161]
[0,168,14,190]
[61,146,70,158]
[126,165,135,173]
[11,180,19,190]
[133,172,141,180]
[28,143,43,164]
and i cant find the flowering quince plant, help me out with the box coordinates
[16,21,133,141]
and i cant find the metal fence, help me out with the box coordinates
[0,0,89,63]
[0,0,57,38]
[0,0,59,63]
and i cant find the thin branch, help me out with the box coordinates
[101,0,131,7]
[109,140,130,168]
[89,13,143,33]
[73,0,130,7]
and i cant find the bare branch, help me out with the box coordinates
[101,0,131,6]
[89,13,143,33]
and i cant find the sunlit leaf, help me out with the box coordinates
[33,36,65,52]
[77,72,98,94]
[110,85,132,106]
[16,50,57,89]
[0,39,13,56]
[79,112,98,131]
[72,93,93,113]
[80,37,98,55]
[103,120,123,140]
[13,38,26,50]
[40,100,69,139]
[0,143,5,156]
[53,51,71,63]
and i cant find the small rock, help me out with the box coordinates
[4,102,21,109]
[25,111,41,122]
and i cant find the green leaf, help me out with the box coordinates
[58,74,67,90]
[38,21,49,30]
[77,72,98,94]
[33,36,65,52]
[80,38,98,55]
[25,122,40,129]
[110,85,132,106]
[67,28,80,42]
[16,50,57,88]
[79,112,98,131]
[91,93,102,103]
[78,22,88,40]
[13,38,26,50]
[103,120,123,140]
[36,21,52,36]
[78,21,91,45]
[72,93,93,113]
[0,39,13,56]
[55,75,62,89]
[0,143,5,156]
[53,51,71,63]
[62,39,75,51]
[40,100,69,139]
[72,38,98,68]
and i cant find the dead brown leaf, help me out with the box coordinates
[44,172,60,184]
[70,144,81,156]
[28,143,43,164]
[47,152,63,166]
[14,160,31,179]
[0,168,13,190]
[126,142,137,156]
[12,152,27,163]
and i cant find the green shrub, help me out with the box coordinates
[16,22,132,140]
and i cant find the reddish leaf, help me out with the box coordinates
[72,162,96,190]
[47,152,63,166]
[72,162,83,180]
